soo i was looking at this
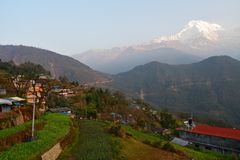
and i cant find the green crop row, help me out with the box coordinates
[59,120,121,160]
[0,113,71,160]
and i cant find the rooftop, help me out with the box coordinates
[188,124,240,141]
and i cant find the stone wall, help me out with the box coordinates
[41,119,76,160]
[41,143,62,160]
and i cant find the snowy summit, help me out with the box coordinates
[152,20,223,43]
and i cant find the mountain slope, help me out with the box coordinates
[0,45,108,83]
[73,20,240,74]
[112,56,240,127]
[74,47,201,74]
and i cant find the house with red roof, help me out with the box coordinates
[177,124,240,156]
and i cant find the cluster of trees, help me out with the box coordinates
[69,87,179,130]
[0,60,50,79]
[0,60,51,97]
[46,92,72,108]
[74,88,129,119]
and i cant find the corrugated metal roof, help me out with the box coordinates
[0,99,12,105]
[171,137,189,146]
[189,124,240,141]
[8,97,25,101]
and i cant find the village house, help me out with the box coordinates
[7,97,25,108]
[25,79,50,112]
[49,107,72,115]
[177,124,240,156]
[0,97,25,112]
[52,86,75,97]
[59,89,74,97]
[0,98,12,112]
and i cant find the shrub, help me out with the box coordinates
[151,140,162,148]
[109,124,125,138]
[142,139,151,145]
[162,142,176,152]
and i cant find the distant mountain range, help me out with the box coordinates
[0,45,108,83]
[73,20,240,74]
[111,56,240,127]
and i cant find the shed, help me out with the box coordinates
[0,99,12,112]
[171,137,189,146]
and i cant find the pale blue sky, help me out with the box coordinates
[0,0,239,55]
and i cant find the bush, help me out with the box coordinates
[151,140,162,148]
[109,124,125,138]
[161,142,176,152]
[142,139,151,145]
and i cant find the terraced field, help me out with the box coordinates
[0,113,71,160]
[59,120,120,160]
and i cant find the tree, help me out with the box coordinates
[160,112,177,129]
[86,103,97,118]
[46,92,71,108]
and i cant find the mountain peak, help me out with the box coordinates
[152,20,223,44]
[199,55,239,64]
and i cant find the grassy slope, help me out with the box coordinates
[0,119,43,138]
[121,138,188,160]
[122,125,232,160]
[0,113,71,160]
[59,120,120,160]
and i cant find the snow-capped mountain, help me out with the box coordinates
[73,20,240,74]
[152,20,223,44]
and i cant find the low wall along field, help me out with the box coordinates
[41,143,62,160]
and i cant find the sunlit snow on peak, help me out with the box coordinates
[152,20,224,44]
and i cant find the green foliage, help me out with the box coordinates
[137,118,146,129]
[46,92,71,108]
[86,103,97,118]
[161,142,176,152]
[74,88,130,119]
[60,120,121,160]
[113,56,240,127]
[0,113,71,160]
[122,126,162,144]
[17,62,50,79]
[0,61,50,79]
[151,140,163,148]
[0,119,42,138]
[160,112,178,129]
[108,124,125,137]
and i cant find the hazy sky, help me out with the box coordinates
[0,0,239,55]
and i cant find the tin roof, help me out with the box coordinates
[8,97,25,102]
[0,99,12,105]
[189,124,240,141]
[171,137,189,146]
